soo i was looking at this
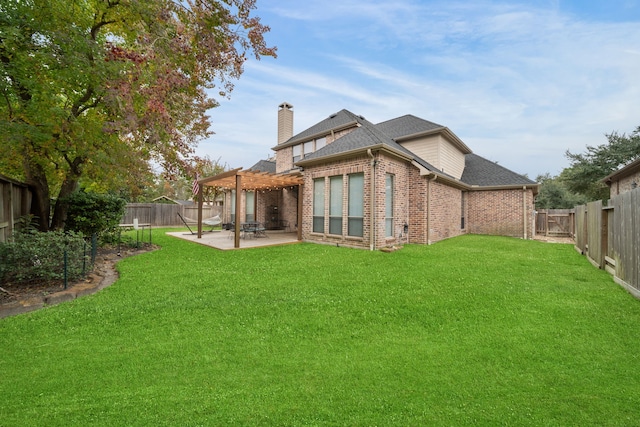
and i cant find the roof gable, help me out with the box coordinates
[375,115,444,139]
[275,109,366,149]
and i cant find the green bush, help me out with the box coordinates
[64,191,126,240]
[0,230,88,285]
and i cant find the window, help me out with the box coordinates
[316,137,326,150]
[385,174,394,237]
[303,141,313,158]
[329,175,343,235]
[348,173,364,237]
[245,191,255,222]
[230,190,236,222]
[461,191,466,229]
[292,144,301,163]
[313,178,325,233]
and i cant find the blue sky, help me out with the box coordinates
[196,0,640,179]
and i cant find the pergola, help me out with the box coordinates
[196,168,305,248]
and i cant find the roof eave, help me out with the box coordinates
[602,157,640,184]
[295,144,412,167]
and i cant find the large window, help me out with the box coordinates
[385,174,394,237]
[230,190,236,222]
[329,175,343,235]
[348,173,364,237]
[313,178,325,233]
[245,191,255,222]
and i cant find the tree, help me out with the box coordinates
[0,0,275,230]
[563,127,640,201]
[535,173,586,209]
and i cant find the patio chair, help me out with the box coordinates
[177,212,221,235]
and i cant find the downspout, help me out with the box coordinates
[367,149,376,251]
[523,186,528,239]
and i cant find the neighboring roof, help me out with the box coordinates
[274,109,367,149]
[602,157,640,185]
[249,159,276,174]
[460,153,536,187]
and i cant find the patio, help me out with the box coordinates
[166,229,300,250]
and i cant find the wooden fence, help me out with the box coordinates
[0,175,32,243]
[535,209,574,237]
[574,189,640,297]
[122,203,221,227]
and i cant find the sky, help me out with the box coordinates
[195,0,640,179]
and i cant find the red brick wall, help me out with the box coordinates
[428,181,465,243]
[467,189,535,238]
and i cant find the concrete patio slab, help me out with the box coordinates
[166,230,300,250]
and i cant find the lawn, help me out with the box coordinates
[2,232,640,426]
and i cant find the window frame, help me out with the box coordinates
[385,174,394,238]
[347,173,364,237]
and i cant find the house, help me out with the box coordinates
[602,157,640,198]
[202,103,538,249]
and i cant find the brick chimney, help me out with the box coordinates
[277,102,293,145]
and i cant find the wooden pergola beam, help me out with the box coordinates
[196,168,305,247]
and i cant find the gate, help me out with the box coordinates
[535,209,574,237]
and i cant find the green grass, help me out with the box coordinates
[2,232,640,426]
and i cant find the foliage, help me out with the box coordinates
[0,0,276,230]
[535,172,586,209]
[0,230,87,284]
[63,191,126,238]
[2,233,640,425]
[563,126,640,201]
[146,156,228,202]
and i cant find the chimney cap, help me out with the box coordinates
[279,102,293,110]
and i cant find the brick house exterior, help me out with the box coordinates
[222,103,538,249]
[603,157,640,198]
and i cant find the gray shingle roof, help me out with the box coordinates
[375,115,444,139]
[248,159,276,173]
[298,115,444,175]
[460,153,535,186]
[282,109,366,146]
[267,108,534,188]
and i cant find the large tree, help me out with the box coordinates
[0,0,275,230]
[563,127,640,201]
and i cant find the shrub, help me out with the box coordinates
[64,191,126,240]
[0,230,88,285]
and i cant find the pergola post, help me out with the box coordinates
[297,184,303,241]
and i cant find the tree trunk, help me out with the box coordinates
[24,160,51,231]
[50,156,85,230]
[50,177,80,230]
